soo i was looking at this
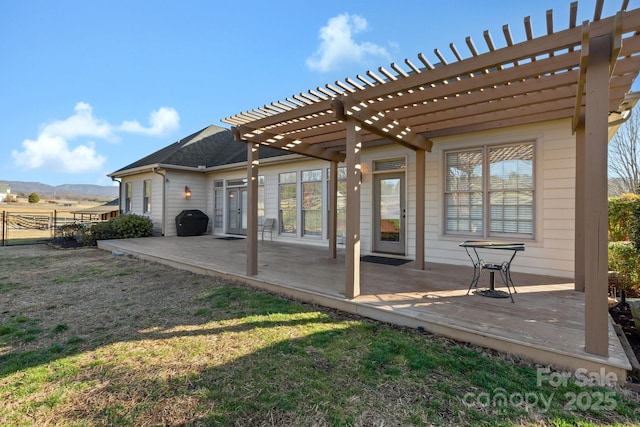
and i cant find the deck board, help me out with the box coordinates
[98,235,631,380]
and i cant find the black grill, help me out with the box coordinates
[175,210,209,236]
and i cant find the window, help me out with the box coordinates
[125,182,132,213]
[445,142,534,238]
[257,175,265,225]
[279,172,297,234]
[327,166,347,241]
[302,170,322,237]
[227,178,246,187]
[143,180,151,213]
[213,180,223,229]
[489,145,534,235]
[374,158,406,171]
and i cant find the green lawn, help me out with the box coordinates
[1,245,639,426]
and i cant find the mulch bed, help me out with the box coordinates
[610,298,640,384]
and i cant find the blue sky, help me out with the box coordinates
[1,0,635,186]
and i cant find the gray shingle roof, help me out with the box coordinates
[112,125,290,174]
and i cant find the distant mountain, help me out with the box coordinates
[1,181,119,201]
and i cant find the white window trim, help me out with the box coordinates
[124,182,132,213]
[143,179,151,214]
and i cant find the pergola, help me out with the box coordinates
[222,1,640,357]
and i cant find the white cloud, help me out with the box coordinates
[306,13,390,72]
[118,107,180,136]
[12,103,180,174]
[41,102,114,141]
[12,134,106,173]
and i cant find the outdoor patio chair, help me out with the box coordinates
[261,218,276,241]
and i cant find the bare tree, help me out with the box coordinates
[609,108,640,195]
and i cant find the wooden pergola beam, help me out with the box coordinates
[414,97,577,134]
[421,108,576,138]
[402,84,578,127]
[289,92,580,151]
[332,98,433,152]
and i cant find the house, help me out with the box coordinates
[0,183,11,202]
[109,2,640,360]
[108,125,292,236]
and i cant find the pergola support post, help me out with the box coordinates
[247,143,259,276]
[345,119,361,298]
[415,149,426,270]
[329,160,338,259]
[583,34,611,356]
[575,119,586,292]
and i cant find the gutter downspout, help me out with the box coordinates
[110,177,122,214]
[153,168,167,236]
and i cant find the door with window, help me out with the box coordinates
[373,173,405,254]
[227,188,247,235]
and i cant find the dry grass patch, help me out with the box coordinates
[1,244,639,426]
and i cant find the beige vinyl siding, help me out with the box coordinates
[424,119,575,278]
[163,171,208,236]
[114,118,579,278]
[120,173,164,234]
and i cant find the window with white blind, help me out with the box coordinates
[302,169,322,237]
[257,175,265,226]
[125,182,132,213]
[213,180,224,229]
[327,166,347,241]
[143,180,151,213]
[279,172,297,234]
[445,142,534,239]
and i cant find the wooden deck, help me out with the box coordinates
[97,235,632,380]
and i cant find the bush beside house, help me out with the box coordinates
[55,214,153,247]
[608,193,640,296]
